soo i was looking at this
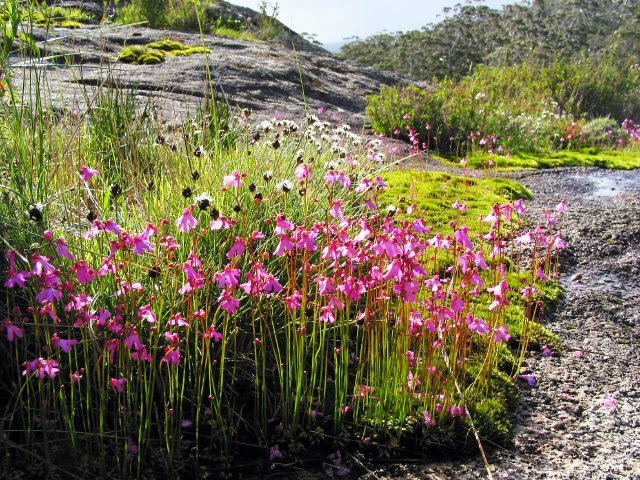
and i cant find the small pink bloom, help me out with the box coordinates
[294,163,311,179]
[109,377,127,393]
[161,346,181,365]
[176,207,198,233]
[80,164,100,182]
[222,171,242,189]
[51,333,78,353]
[602,396,617,408]
[3,318,24,341]
[518,374,536,386]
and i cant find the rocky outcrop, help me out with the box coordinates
[11,5,405,128]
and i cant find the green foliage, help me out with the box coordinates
[341,0,640,85]
[31,6,95,28]
[367,58,640,156]
[116,0,278,43]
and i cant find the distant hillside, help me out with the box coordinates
[339,0,640,82]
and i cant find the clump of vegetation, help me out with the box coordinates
[118,40,210,64]
[0,71,567,476]
[118,45,166,64]
[366,60,640,159]
[116,0,280,42]
[31,5,96,28]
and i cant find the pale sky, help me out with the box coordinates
[228,0,516,44]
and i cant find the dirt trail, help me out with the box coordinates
[366,166,640,480]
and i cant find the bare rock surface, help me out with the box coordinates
[11,18,402,128]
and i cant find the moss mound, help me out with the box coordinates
[118,46,166,65]
[119,40,211,65]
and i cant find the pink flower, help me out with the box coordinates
[294,163,310,179]
[493,324,511,343]
[203,324,223,342]
[226,237,245,259]
[124,331,143,350]
[128,438,138,456]
[35,287,62,304]
[274,215,294,234]
[273,235,295,257]
[218,290,240,314]
[518,374,536,386]
[454,226,473,250]
[222,171,242,189]
[161,346,181,365]
[295,229,317,252]
[138,304,157,323]
[423,410,436,426]
[132,235,154,256]
[556,200,568,213]
[213,266,241,288]
[109,377,127,393]
[4,270,31,288]
[269,444,283,461]
[22,358,59,379]
[168,312,189,327]
[263,275,282,294]
[51,333,78,353]
[285,290,302,310]
[3,318,24,341]
[80,164,100,182]
[176,207,198,233]
[55,239,74,261]
[31,253,56,276]
[601,396,617,408]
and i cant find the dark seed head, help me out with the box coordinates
[156,135,165,145]
[87,211,97,222]
[147,181,155,191]
[182,187,192,198]
[28,204,43,222]
[298,188,306,196]
[233,204,242,213]
[210,208,220,220]
[249,183,256,193]
[197,198,210,210]
[110,184,122,197]
[194,146,204,157]
[254,193,263,202]
[271,140,280,150]
[191,171,200,181]
[148,268,161,279]
[253,132,261,142]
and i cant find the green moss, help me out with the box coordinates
[119,40,211,65]
[471,398,512,444]
[458,148,640,170]
[118,46,166,65]
[379,170,531,228]
[146,40,190,52]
